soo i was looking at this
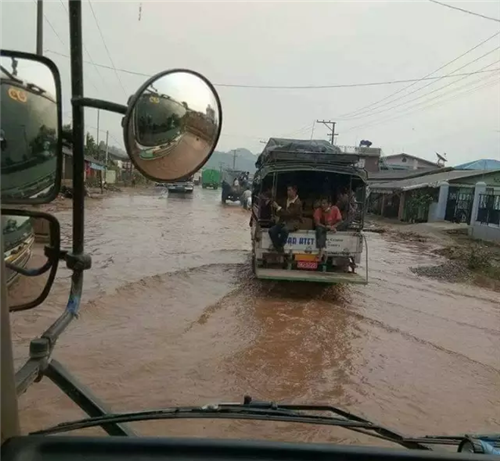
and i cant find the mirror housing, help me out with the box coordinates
[0,50,63,204]
[122,69,222,183]
[2,208,61,312]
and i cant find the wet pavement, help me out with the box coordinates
[10,187,500,445]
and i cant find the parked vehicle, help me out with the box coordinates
[250,138,368,284]
[167,174,194,193]
[2,215,34,286]
[201,168,220,189]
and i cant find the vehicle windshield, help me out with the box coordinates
[134,92,187,147]
[3,1,499,453]
[2,215,33,253]
[0,80,57,199]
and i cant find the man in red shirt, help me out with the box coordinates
[313,198,342,262]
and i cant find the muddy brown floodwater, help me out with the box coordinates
[10,187,500,446]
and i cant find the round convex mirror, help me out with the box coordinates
[123,69,222,182]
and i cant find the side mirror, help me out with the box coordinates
[0,50,63,204]
[122,69,222,183]
[2,209,61,312]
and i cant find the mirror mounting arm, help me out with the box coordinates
[65,252,92,272]
[4,260,52,277]
[44,245,64,261]
[72,97,127,115]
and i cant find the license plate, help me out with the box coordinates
[297,261,318,270]
[295,253,317,262]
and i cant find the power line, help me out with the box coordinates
[343,72,500,134]
[85,123,123,147]
[310,121,316,140]
[34,0,101,95]
[47,50,150,77]
[56,0,107,95]
[30,0,66,52]
[87,0,128,98]
[42,50,500,89]
[41,13,65,49]
[221,133,266,140]
[342,72,500,135]
[347,58,500,123]
[429,0,500,23]
[341,47,500,121]
[281,122,315,138]
[205,70,500,89]
[337,30,500,119]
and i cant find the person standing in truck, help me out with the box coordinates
[336,188,357,231]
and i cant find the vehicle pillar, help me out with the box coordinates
[1,233,21,442]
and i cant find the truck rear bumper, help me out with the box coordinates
[255,267,367,284]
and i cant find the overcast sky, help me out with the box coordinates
[1,56,57,94]
[2,1,499,165]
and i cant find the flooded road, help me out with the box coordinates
[11,187,500,445]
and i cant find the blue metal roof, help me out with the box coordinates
[455,159,500,170]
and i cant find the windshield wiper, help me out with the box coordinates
[30,396,429,450]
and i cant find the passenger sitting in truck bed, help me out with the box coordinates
[268,185,302,253]
[336,188,357,230]
[250,189,272,227]
[314,198,342,262]
[259,189,273,220]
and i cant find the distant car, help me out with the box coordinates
[167,175,194,193]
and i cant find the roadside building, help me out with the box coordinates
[337,145,382,173]
[469,182,500,243]
[368,169,500,224]
[455,159,500,170]
[379,153,444,171]
[62,145,105,184]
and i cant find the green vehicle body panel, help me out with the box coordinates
[201,169,220,187]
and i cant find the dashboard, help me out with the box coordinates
[2,436,495,461]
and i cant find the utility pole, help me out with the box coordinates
[36,0,43,56]
[316,120,337,145]
[105,130,109,169]
[96,110,100,145]
[232,150,237,169]
[100,130,109,194]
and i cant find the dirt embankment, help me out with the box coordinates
[366,216,500,292]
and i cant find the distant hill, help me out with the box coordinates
[203,148,258,173]
[103,143,258,172]
[99,141,128,160]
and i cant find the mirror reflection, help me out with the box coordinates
[3,214,52,309]
[1,56,59,202]
[125,71,220,182]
